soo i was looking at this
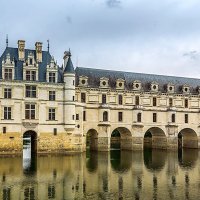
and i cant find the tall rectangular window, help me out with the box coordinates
[49,72,56,83]
[4,88,12,99]
[4,69,12,80]
[4,107,11,120]
[49,108,56,120]
[185,114,188,123]
[49,91,56,101]
[185,99,188,108]
[169,98,173,107]
[76,114,79,120]
[3,127,6,134]
[25,85,36,98]
[137,113,142,122]
[153,113,157,122]
[81,93,86,103]
[135,96,140,105]
[102,94,106,104]
[118,95,123,105]
[118,112,123,122]
[25,104,35,119]
[172,114,175,123]
[83,111,86,121]
[153,97,157,106]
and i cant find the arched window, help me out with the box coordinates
[103,111,108,121]
[172,114,175,123]
[118,95,123,105]
[137,113,142,122]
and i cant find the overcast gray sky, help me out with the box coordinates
[1,0,200,78]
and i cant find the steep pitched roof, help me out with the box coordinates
[64,56,75,73]
[0,47,63,83]
[75,67,200,94]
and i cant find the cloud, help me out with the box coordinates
[183,51,200,60]
[106,0,121,8]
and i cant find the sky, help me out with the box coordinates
[1,0,200,78]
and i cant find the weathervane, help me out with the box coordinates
[47,39,50,52]
[6,34,8,47]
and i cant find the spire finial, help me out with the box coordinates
[69,48,71,57]
[6,34,8,47]
[47,39,50,52]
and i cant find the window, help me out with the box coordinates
[4,88,12,98]
[4,107,11,120]
[118,95,123,105]
[135,96,140,105]
[172,114,175,123]
[48,184,55,199]
[81,93,86,103]
[25,104,35,119]
[185,99,188,108]
[185,114,188,123]
[103,111,108,121]
[153,97,157,106]
[137,113,142,122]
[53,128,57,136]
[169,98,173,107]
[49,91,56,101]
[49,108,56,120]
[73,80,75,85]
[29,58,33,65]
[76,114,79,120]
[3,127,6,134]
[25,85,36,98]
[83,111,86,121]
[73,96,75,101]
[72,115,75,120]
[153,113,157,122]
[102,94,106,104]
[26,70,36,81]
[4,68,12,80]
[118,112,123,122]
[49,72,56,83]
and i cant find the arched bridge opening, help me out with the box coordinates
[144,127,167,149]
[111,127,132,150]
[178,128,198,149]
[23,130,37,154]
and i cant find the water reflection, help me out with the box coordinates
[0,149,200,199]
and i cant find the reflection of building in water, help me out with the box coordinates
[0,150,200,199]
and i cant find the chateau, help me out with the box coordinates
[0,40,200,154]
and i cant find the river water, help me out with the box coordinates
[0,144,200,199]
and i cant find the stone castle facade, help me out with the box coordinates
[0,40,200,154]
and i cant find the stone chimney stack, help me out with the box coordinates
[63,50,71,68]
[35,42,43,62]
[18,40,25,60]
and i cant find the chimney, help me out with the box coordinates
[35,42,43,62]
[18,40,25,60]
[63,50,71,67]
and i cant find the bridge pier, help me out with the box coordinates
[98,137,110,151]
[132,137,143,150]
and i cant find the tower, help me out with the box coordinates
[63,50,76,132]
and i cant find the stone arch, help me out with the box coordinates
[23,130,37,154]
[86,129,98,151]
[110,127,132,150]
[178,128,198,149]
[144,127,167,149]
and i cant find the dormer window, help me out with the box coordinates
[100,77,109,88]
[116,78,125,90]
[49,72,56,83]
[4,69,13,80]
[29,58,33,65]
[79,76,88,87]
[151,82,159,92]
[133,80,142,91]
[167,83,175,93]
[182,85,190,94]
[26,70,36,81]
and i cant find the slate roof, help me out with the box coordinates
[64,56,75,73]
[75,67,200,94]
[0,47,63,83]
